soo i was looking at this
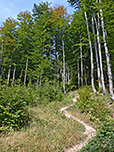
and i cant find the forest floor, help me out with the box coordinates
[60,97,96,152]
[0,91,100,152]
[0,91,87,152]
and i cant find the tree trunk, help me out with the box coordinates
[77,59,80,89]
[24,57,28,86]
[80,38,83,86]
[36,77,39,89]
[93,10,106,94]
[68,67,70,85]
[84,9,96,93]
[99,0,114,99]
[62,39,66,94]
[66,71,68,83]
[12,65,16,86]
[91,13,102,89]
[7,62,12,85]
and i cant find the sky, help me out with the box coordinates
[0,0,74,26]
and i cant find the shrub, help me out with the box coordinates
[36,80,63,104]
[0,85,29,131]
[77,86,113,152]
[80,121,114,152]
[77,86,111,122]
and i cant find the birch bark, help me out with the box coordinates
[93,10,106,94]
[7,62,11,85]
[91,14,102,89]
[36,77,39,89]
[84,9,96,92]
[24,57,28,86]
[99,0,114,99]
[12,65,16,86]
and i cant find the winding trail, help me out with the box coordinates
[60,97,96,152]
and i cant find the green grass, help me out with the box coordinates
[0,101,85,152]
[68,87,114,152]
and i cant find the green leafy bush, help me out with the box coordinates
[0,81,63,131]
[77,86,113,152]
[36,80,63,104]
[77,86,111,122]
[0,85,29,131]
[80,121,114,152]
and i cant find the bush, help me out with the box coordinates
[77,86,111,122]
[80,121,114,152]
[77,86,113,152]
[36,80,63,105]
[0,81,64,131]
[0,85,29,131]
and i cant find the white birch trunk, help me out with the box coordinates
[84,9,96,93]
[77,59,80,89]
[24,57,28,86]
[12,65,16,86]
[93,10,106,94]
[80,39,83,86]
[7,62,11,85]
[91,14,102,89]
[62,39,66,94]
[36,77,39,89]
[99,0,114,99]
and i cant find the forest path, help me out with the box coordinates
[60,97,96,152]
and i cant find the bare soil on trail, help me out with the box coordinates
[60,97,96,152]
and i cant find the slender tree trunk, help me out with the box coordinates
[99,0,114,99]
[84,59,88,86]
[62,39,66,94]
[36,77,39,89]
[84,9,96,92]
[7,62,12,85]
[85,68,88,86]
[77,59,80,89]
[93,10,106,94]
[80,38,83,86]
[66,71,68,83]
[12,65,16,86]
[68,67,70,85]
[91,13,102,89]
[24,57,28,86]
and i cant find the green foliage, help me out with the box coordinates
[0,85,29,131]
[76,86,113,152]
[0,81,63,132]
[36,80,63,105]
[80,121,114,152]
[77,86,111,121]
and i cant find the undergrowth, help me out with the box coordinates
[0,81,64,132]
[0,101,85,152]
[76,86,114,152]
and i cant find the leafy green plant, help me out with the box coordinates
[0,85,29,131]
[80,121,114,152]
[76,86,113,152]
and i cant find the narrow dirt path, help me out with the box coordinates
[60,98,96,152]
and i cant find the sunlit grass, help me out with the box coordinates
[0,101,85,152]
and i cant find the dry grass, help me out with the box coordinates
[0,102,85,152]
[67,105,95,127]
